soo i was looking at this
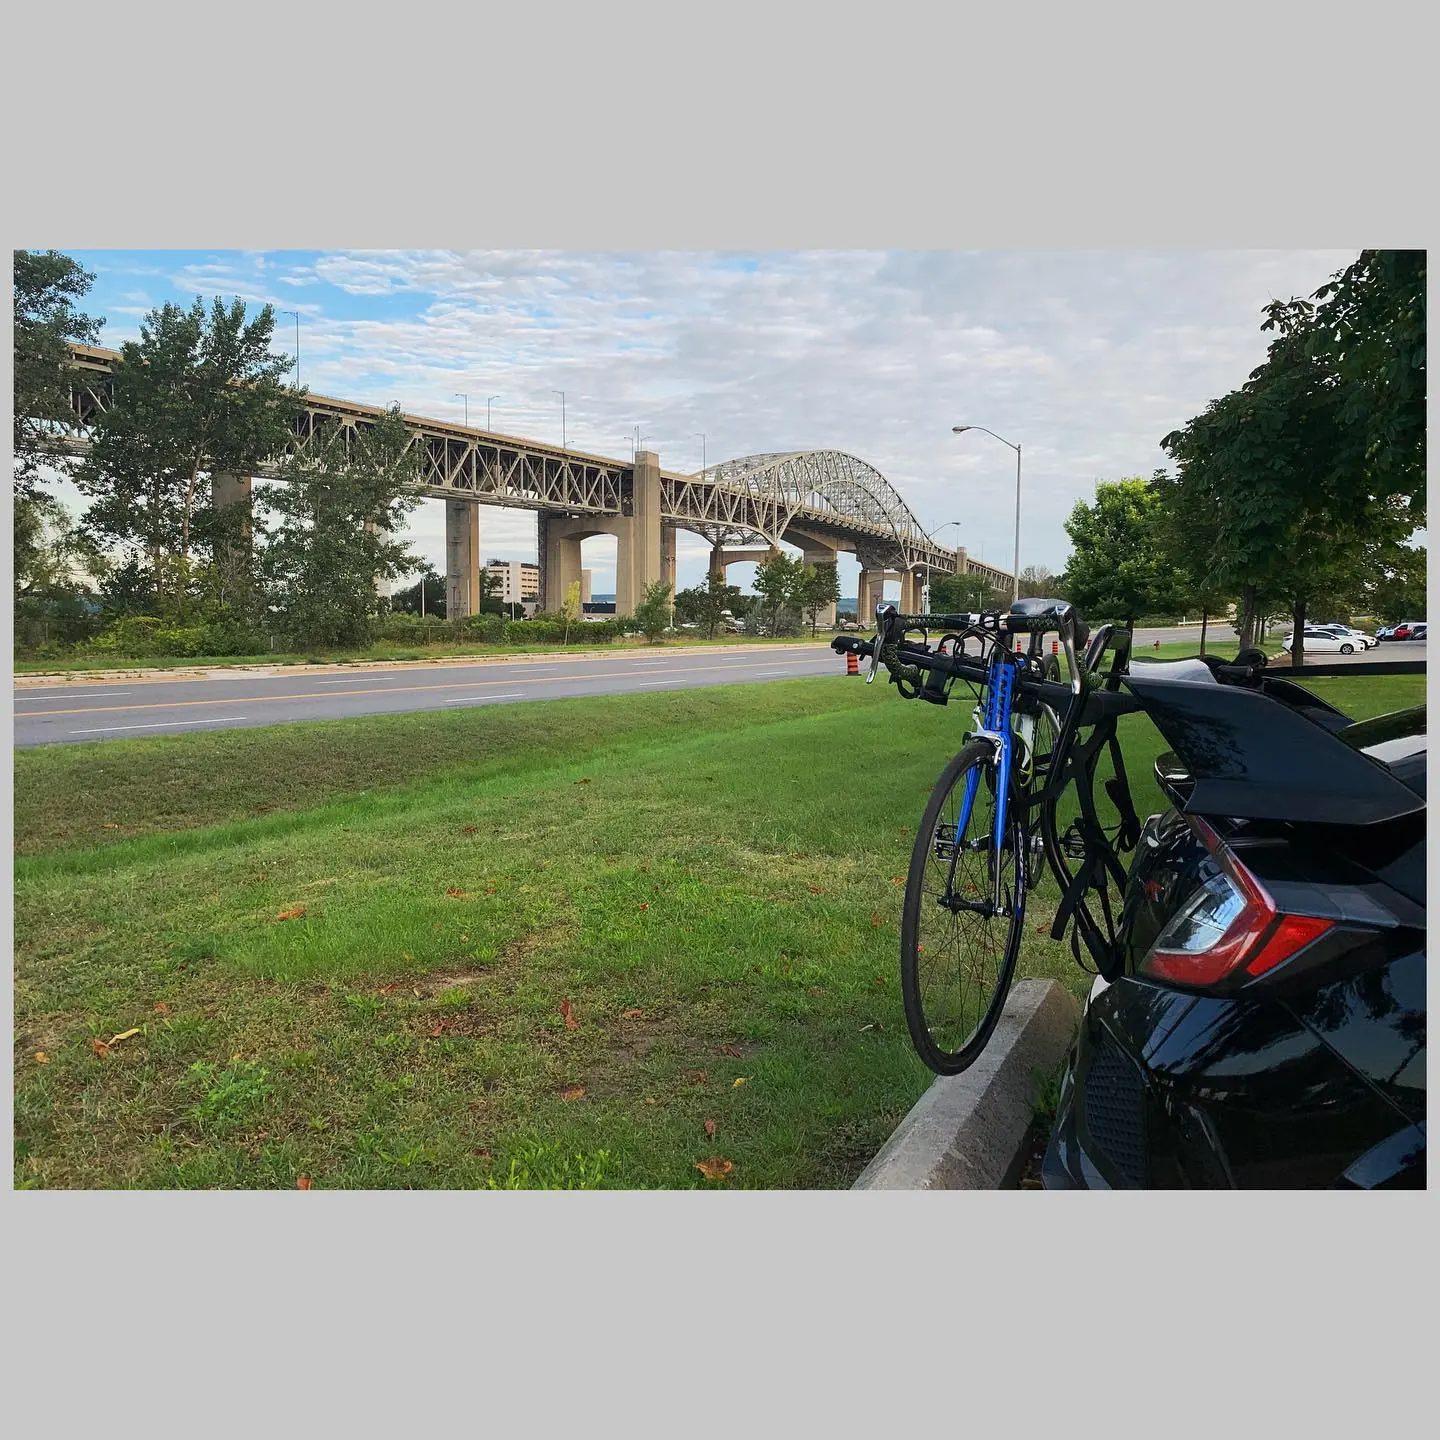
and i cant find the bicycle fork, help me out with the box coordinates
[951,656,1017,914]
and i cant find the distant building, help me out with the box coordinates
[483,559,541,608]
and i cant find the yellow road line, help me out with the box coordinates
[15,658,838,719]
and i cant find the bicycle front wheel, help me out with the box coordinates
[900,740,1027,1074]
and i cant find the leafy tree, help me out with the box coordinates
[1363,543,1426,625]
[1305,249,1426,522]
[13,494,109,648]
[753,549,803,633]
[1149,468,1234,654]
[259,407,422,649]
[76,297,297,616]
[1161,295,1411,667]
[391,564,447,618]
[1017,564,1058,600]
[795,561,840,635]
[929,569,1007,614]
[13,249,105,501]
[631,578,674,644]
[676,570,742,639]
[562,579,583,644]
[1059,477,1178,626]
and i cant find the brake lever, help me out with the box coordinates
[867,602,898,685]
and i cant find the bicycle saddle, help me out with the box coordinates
[1006,597,1079,632]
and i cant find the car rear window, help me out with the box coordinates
[1339,705,1426,797]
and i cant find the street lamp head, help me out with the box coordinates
[951,426,972,435]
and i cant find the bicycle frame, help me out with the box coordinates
[954,642,1018,912]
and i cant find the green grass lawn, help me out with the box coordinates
[12,670,1422,1190]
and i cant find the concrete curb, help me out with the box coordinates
[852,979,1079,1190]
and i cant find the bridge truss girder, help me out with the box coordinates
[58,346,997,583]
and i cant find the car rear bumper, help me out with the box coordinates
[1042,968,1425,1189]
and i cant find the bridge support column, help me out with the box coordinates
[446,500,480,619]
[544,529,584,615]
[660,523,677,598]
[797,544,840,629]
[364,517,394,600]
[616,449,663,616]
[857,568,884,621]
[210,473,254,591]
[900,569,924,613]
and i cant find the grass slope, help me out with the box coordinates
[13,672,1422,1190]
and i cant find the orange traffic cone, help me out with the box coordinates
[846,651,859,676]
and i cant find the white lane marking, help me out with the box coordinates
[67,716,250,735]
[23,690,135,699]
[313,678,390,685]
[639,680,687,688]
[442,693,526,704]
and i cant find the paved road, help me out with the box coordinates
[13,632,1423,748]
[12,646,847,747]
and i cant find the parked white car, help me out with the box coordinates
[1281,627,1360,654]
[1314,624,1376,649]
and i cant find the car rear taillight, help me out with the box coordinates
[1139,818,1333,988]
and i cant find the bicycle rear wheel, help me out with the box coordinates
[901,739,1027,1074]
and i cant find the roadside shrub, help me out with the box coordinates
[200,620,269,656]
[464,613,506,643]
[502,615,620,645]
[81,613,268,660]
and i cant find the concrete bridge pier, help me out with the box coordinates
[540,449,663,618]
[790,535,841,628]
[901,568,925,613]
[209,472,254,604]
[661,522,677,599]
[856,568,884,622]
[446,500,481,618]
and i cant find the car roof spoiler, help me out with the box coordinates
[1122,669,1425,826]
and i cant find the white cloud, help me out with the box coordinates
[68,248,1369,599]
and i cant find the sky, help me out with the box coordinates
[53,248,1361,598]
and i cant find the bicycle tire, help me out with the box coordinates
[900,740,1027,1074]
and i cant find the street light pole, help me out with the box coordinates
[553,390,566,450]
[454,393,468,427]
[279,309,300,390]
[487,395,499,430]
[692,432,706,476]
[952,425,1022,602]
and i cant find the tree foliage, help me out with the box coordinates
[795,561,840,635]
[675,570,741,638]
[12,249,104,499]
[1059,477,1177,625]
[259,407,422,649]
[928,569,1008,614]
[631,579,674,643]
[1363,544,1427,625]
[562,579,583,644]
[1017,564,1058,600]
[76,297,298,615]
[1161,274,1419,666]
[1305,249,1426,522]
[753,550,805,632]
[13,494,109,648]
[391,565,447,618]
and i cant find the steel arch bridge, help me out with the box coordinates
[52,343,1014,590]
[662,450,956,573]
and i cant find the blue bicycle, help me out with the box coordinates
[849,599,1096,1073]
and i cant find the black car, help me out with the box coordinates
[1043,664,1425,1189]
